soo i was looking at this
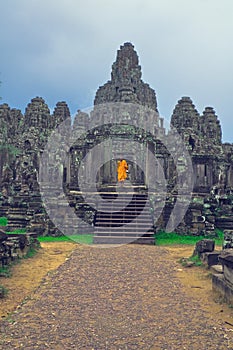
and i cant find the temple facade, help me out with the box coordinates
[0,42,233,236]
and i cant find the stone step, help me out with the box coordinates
[95,214,151,219]
[95,230,152,234]
[93,231,153,236]
[95,224,152,229]
[98,193,147,201]
[95,217,152,222]
[98,201,148,206]
[93,187,154,244]
[95,220,151,225]
[98,200,148,205]
[93,236,155,245]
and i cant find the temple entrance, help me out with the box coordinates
[93,136,152,187]
[67,136,156,190]
[96,159,146,186]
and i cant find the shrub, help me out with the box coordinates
[0,217,8,226]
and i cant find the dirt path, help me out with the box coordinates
[0,244,233,349]
[0,242,76,318]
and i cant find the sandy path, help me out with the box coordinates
[0,244,233,349]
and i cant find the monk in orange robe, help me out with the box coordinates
[117,159,128,183]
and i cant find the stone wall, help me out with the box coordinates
[0,230,40,267]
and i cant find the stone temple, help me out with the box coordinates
[1,42,233,245]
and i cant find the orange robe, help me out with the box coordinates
[117,159,128,182]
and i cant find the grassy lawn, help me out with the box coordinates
[38,234,94,245]
[155,229,224,246]
[1,216,224,247]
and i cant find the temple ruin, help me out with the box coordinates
[1,42,233,244]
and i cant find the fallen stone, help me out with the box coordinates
[193,239,215,257]
[185,261,195,267]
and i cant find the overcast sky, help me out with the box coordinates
[1,0,233,141]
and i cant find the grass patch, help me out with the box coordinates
[215,228,224,245]
[155,229,224,246]
[23,247,38,259]
[0,217,8,226]
[179,255,203,267]
[0,266,11,278]
[6,228,27,234]
[38,234,94,245]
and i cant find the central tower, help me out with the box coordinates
[71,43,165,188]
[91,42,164,186]
[94,42,158,112]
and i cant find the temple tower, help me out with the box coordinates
[94,42,158,111]
[85,42,164,187]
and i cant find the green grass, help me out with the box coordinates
[179,254,203,267]
[0,217,27,234]
[23,247,38,259]
[188,254,203,266]
[155,229,224,246]
[0,144,20,157]
[38,234,94,245]
[6,228,27,234]
[0,217,8,226]
[0,266,11,278]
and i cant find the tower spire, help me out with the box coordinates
[94,42,158,111]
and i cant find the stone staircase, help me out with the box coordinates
[93,185,154,244]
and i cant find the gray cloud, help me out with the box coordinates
[0,0,233,140]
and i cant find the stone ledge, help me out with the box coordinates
[210,264,223,274]
[200,251,221,267]
[212,273,233,305]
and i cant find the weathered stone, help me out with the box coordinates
[0,233,39,266]
[201,251,221,267]
[193,239,215,257]
[212,273,233,305]
[218,249,233,286]
[0,229,7,243]
[94,42,158,111]
[211,264,223,273]
[0,42,233,242]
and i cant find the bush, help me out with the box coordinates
[0,217,8,226]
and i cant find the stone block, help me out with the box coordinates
[212,273,233,305]
[219,250,233,286]
[200,251,221,267]
[211,265,223,274]
[194,239,215,257]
